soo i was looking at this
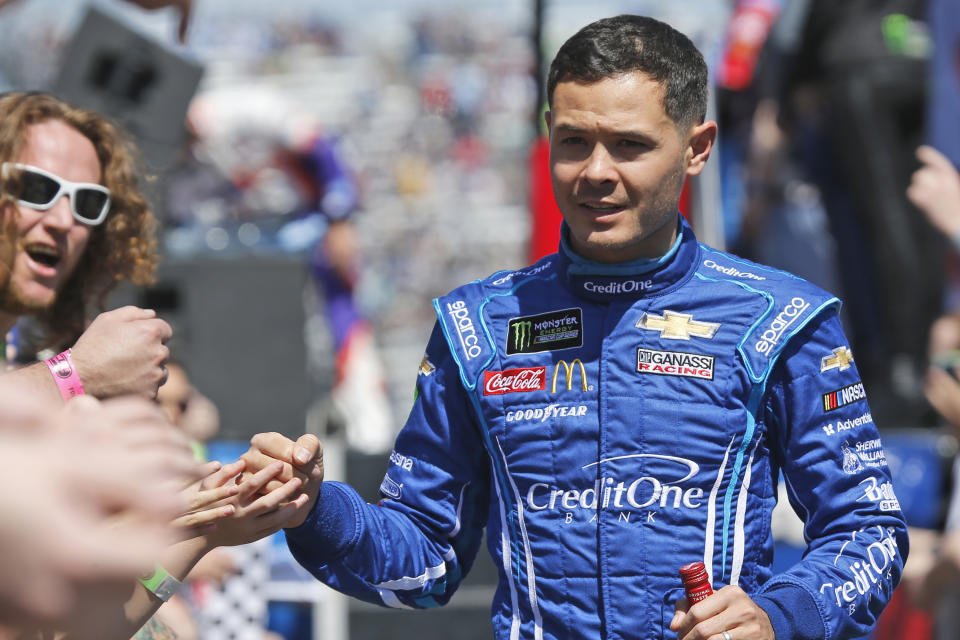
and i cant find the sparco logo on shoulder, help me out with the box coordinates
[754,297,809,354]
[447,300,482,360]
[484,367,547,395]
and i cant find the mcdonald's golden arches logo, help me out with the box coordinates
[552,359,588,393]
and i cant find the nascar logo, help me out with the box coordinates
[823,381,867,412]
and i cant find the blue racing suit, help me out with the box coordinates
[286,215,908,640]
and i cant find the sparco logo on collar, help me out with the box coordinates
[446,300,482,360]
[637,348,714,380]
[583,280,653,295]
[507,308,582,355]
[484,367,547,395]
[754,297,809,354]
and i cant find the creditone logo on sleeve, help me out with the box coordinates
[819,526,901,617]
[446,300,482,360]
[637,348,714,380]
[484,367,547,395]
[822,381,867,412]
[507,308,582,355]
[821,347,854,373]
[636,310,720,340]
[754,297,810,354]
[552,359,588,393]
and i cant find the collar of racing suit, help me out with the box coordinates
[557,213,701,301]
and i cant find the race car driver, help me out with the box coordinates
[242,14,908,640]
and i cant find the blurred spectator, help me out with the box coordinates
[166,95,396,452]
[293,136,395,454]
[895,145,960,640]
[780,0,941,426]
[0,92,169,405]
[925,0,960,167]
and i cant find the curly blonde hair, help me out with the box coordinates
[0,91,158,346]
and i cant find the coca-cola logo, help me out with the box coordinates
[483,367,546,395]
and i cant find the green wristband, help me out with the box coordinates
[138,564,182,602]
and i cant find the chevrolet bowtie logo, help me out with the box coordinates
[821,346,854,372]
[636,310,720,340]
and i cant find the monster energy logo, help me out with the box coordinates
[506,308,583,355]
[513,321,533,351]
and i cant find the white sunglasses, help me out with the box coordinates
[1,162,111,226]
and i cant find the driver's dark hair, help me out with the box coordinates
[547,14,708,129]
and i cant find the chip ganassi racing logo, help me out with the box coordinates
[637,348,714,380]
[525,454,704,524]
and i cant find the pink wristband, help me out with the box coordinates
[45,349,86,402]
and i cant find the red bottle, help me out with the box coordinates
[679,561,714,604]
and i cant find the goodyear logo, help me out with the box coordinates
[507,308,582,355]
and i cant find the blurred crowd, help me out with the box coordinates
[0,0,959,637]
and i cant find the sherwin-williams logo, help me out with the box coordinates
[637,348,714,380]
[507,308,582,355]
[841,439,887,474]
[823,381,867,412]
